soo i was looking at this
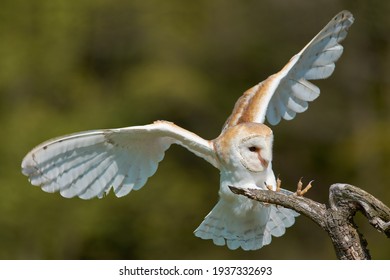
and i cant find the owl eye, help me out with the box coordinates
[248,146,258,152]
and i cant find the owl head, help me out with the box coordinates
[214,122,273,173]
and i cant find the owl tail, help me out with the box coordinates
[194,198,299,251]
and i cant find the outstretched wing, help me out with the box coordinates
[224,10,354,129]
[21,120,218,199]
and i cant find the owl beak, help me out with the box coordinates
[257,153,269,169]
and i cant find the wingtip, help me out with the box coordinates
[21,165,35,177]
[21,153,36,177]
[337,10,354,25]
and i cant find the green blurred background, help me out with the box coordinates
[1,0,389,259]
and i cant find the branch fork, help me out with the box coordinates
[229,183,390,259]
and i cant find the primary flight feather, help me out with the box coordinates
[22,11,354,250]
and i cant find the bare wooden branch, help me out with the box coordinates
[229,183,390,260]
[329,184,390,237]
[229,186,328,229]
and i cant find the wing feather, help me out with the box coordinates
[22,121,218,199]
[287,95,308,113]
[224,10,354,128]
[290,79,320,101]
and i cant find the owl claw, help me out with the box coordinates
[295,178,314,196]
[264,176,282,192]
[276,176,282,192]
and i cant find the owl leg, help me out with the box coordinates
[265,176,282,192]
[295,178,313,196]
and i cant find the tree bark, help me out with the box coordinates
[229,183,390,260]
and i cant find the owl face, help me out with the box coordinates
[238,134,272,172]
[214,123,273,173]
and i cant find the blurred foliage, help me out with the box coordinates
[0,0,389,259]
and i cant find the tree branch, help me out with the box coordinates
[229,186,328,230]
[229,183,390,260]
[329,184,390,237]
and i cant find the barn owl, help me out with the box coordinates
[21,11,354,250]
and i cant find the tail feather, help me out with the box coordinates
[194,198,298,250]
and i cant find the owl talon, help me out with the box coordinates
[276,176,282,192]
[264,176,282,192]
[295,178,314,196]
